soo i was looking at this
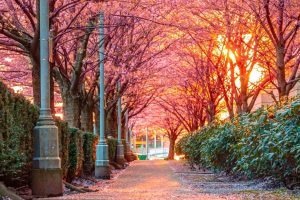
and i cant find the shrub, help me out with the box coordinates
[67,128,83,182]
[176,98,300,184]
[0,82,38,186]
[56,119,70,179]
[107,137,118,161]
[234,101,300,180]
[0,81,108,185]
[199,122,239,172]
[83,132,97,175]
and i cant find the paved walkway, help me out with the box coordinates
[54,160,229,200]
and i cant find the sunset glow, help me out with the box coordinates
[1,0,300,197]
[4,57,12,62]
[249,64,264,83]
[12,86,24,93]
[174,154,185,161]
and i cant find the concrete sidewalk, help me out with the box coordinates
[53,160,225,200]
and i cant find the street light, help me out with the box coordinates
[95,11,110,179]
[31,0,62,197]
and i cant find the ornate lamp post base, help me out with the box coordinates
[116,143,126,165]
[31,122,63,197]
[95,143,110,179]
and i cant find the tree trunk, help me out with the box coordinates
[105,109,117,138]
[240,69,249,113]
[94,108,100,135]
[236,100,243,115]
[207,102,216,124]
[276,44,288,98]
[30,56,41,107]
[121,121,126,140]
[50,63,55,115]
[63,94,81,128]
[81,105,93,132]
[30,45,54,113]
[168,137,176,160]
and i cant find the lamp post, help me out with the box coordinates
[31,0,63,196]
[125,110,131,161]
[116,81,126,164]
[95,12,110,179]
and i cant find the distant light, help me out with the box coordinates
[219,112,229,120]
[174,154,185,161]
[55,113,63,120]
[4,57,12,62]
[12,86,23,93]
[55,102,63,107]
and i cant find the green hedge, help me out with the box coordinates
[67,128,83,182]
[107,137,118,161]
[176,98,300,184]
[56,120,70,179]
[0,82,39,186]
[0,81,100,185]
[83,132,97,175]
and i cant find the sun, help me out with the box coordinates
[215,34,264,87]
[249,64,264,83]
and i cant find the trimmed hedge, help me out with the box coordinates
[56,120,70,179]
[107,137,118,161]
[83,132,97,175]
[0,82,38,186]
[0,81,102,185]
[67,128,83,182]
[176,98,300,184]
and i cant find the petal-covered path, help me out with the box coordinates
[47,160,298,200]
[51,160,229,200]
